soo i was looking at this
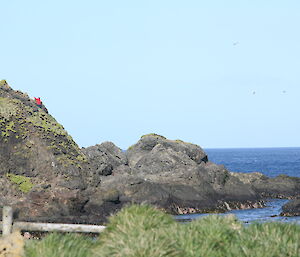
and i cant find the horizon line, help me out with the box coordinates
[204,146,300,150]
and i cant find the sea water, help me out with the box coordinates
[206,147,300,178]
[177,147,300,224]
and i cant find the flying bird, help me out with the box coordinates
[233,41,239,46]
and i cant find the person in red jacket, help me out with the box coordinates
[34,97,42,107]
[33,97,48,113]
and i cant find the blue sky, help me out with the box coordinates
[1,1,300,149]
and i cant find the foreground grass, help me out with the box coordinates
[24,233,96,257]
[24,205,300,257]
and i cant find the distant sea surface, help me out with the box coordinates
[205,147,300,178]
[177,147,300,224]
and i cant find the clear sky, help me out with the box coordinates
[1,1,300,149]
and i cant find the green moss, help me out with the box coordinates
[141,133,166,139]
[76,154,87,162]
[0,97,18,119]
[140,134,193,145]
[26,111,68,137]
[6,173,34,193]
[0,96,86,167]
[127,144,135,151]
[1,120,16,137]
[25,108,87,166]
[173,139,195,145]
[0,79,7,86]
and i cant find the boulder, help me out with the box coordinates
[82,141,128,177]
[280,199,300,217]
[89,142,262,215]
[126,134,208,171]
[231,172,300,199]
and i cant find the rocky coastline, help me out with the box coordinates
[1,80,300,224]
[280,199,300,217]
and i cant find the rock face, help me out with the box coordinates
[82,142,128,178]
[83,134,262,218]
[1,81,299,224]
[280,199,300,217]
[230,172,300,199]
[0,80,92,222]
[126,134,208,172]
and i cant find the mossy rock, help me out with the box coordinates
[0,95,87,168]
[0,79,7,86]
[141,133,166,139]
[0,98,18,120]
[6,173,34,193]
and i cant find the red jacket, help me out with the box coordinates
[34,97,42,105]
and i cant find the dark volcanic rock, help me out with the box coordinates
[0,80,88,180]
[82,141,128,177]
[126,134,207,174]
[2,81,298,224]
[254,175,300,199]
[280,199,300,217]
[231,172,300,199]
[84,135,263,215]
[0,80,93,222]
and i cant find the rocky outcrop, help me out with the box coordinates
[230,172,300,199]
[1,80,299,224]
[0,80,88,180]
[126,134,208,172]
[82,141,128,178]
[83,134,263,217]
[280,199,300,217]
[0,80,93,222]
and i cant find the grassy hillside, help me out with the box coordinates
[23,205,300,257]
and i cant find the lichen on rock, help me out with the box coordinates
[6,173,34,193]
[0,81,87,171]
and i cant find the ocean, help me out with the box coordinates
[206,147,300,178]
[176,147,300,224]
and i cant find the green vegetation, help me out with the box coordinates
[0,97,18,119]
[141,133,194,146]
[174,139,193,145]
[141,133,167,139]
[6,173,34,193]
[0,79,7,86]
[93,205,180,257]
[1,120,16,138]
[23,205,300,257]
[0,95,87,167]
[126,134,193,151]
[25,233,96,257]
[25,107,88,166]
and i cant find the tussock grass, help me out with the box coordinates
[92,205,182,257]
[172,214,243,257]
[24,205,300,257]
[24,233,96,257]
[235,222,300,257]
